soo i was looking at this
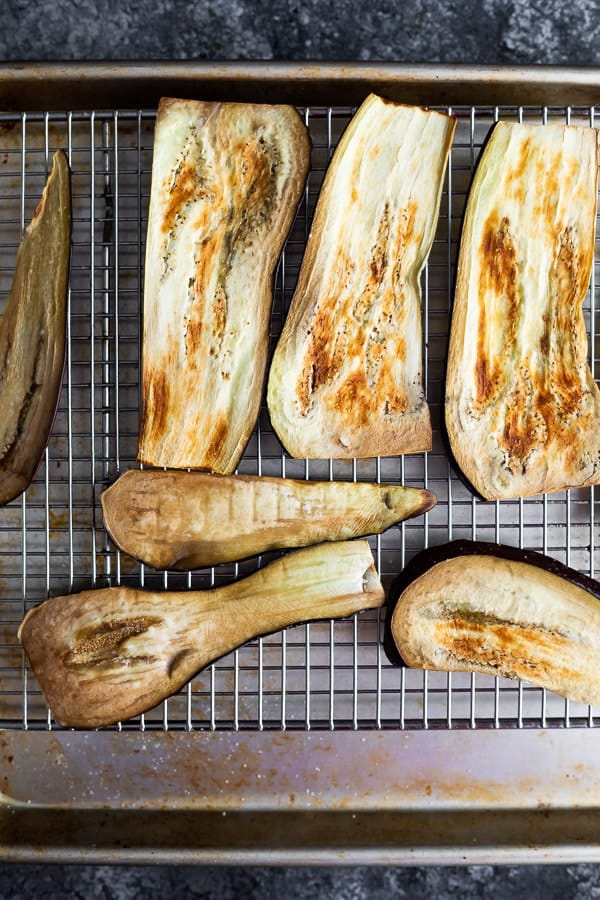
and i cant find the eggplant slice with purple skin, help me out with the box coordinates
[386,540,600,706]
[19,539,384,728]
[0,150,71,505]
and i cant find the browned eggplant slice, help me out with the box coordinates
[446,121,600,499]
[19,539,384,728]
[387,540,600,706]
[137,98,310,475]
[267,93,456,459]
[0,150,71,505]
[101,468,436,570]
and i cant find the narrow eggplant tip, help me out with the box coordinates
[30,150,65,224]
[420,489,438,515]
[383,485,438,520]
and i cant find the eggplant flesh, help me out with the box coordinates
[0,150,71,505]
[138,98,310,475]
[18,539,384,728]
[388,540,600,706]
[101,468,436,570]
[445,122,600,500]
[267,94,456,459]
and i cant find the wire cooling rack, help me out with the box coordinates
[0,104,598,732]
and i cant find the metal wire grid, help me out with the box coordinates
[0,103,597,732]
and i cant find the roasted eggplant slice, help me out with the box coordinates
[19,539,384,728]
[0,150,71,505]
[446,121,600,499]
[387,540,600,706]
[101,468,436,570]
[267,93,456,459]
[138,98,310,474]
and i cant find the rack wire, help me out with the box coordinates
[0,104,598,732]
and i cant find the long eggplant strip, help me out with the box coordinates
[0,150,71,505]
[101,468,436,569]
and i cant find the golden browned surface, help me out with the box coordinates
[446,121,600,499]
[18,540,384,727]
[267,94,455,459]
[437,617,576,686]
[101,468,436,569]
[138,98,310,474]
[391,554,600,706]
[0,151,71,505]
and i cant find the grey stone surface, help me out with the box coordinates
[0,0,599,65]
[2,0,600,896]
[2,862,600,898]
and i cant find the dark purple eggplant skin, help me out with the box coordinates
[383,540,600,667]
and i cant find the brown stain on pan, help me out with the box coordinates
[48,508,69,531]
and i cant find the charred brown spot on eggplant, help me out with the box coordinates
[18,540,384,728]
[386,540,600,707]
[101,468,436,571]
[474,213,519,412]
[66,616,163,668]
[446,121,600,500]
[0,150,71,506]
[138,98,311,475]
[267,95,456,460]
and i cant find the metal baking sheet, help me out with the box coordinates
[0,63,598,862]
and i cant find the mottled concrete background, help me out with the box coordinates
[2,0,600,896]
[1,0,599,65]
[5,861,600,898]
